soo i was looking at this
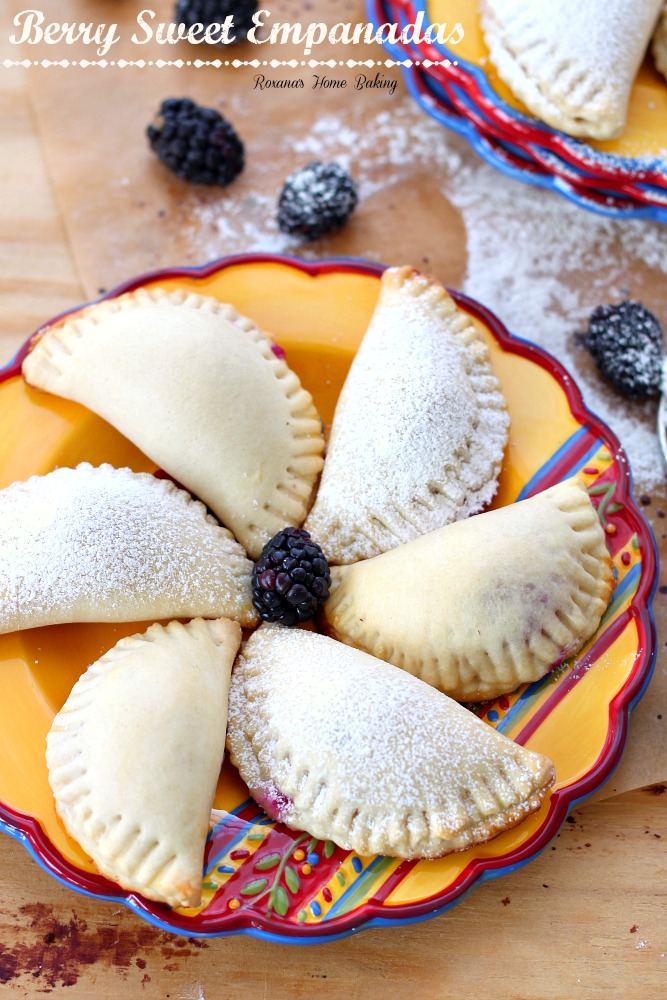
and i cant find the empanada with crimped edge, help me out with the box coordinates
[481,0,663,139]
[22,288,324,558]
[226,625,556,860]
[304,267,509,564]
[47,617,241,908]
[323,478,614,702]
[0,463,258,632]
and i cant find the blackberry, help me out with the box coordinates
[147,98,244,186]
[252,527,331,626]
[584,301,664,400]
[277,162,358,240]
[174,0,258,41]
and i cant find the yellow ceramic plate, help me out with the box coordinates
[0,255,657,941]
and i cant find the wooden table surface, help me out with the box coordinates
[1,6,666,996]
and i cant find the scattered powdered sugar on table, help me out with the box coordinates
[189,96,667,489]
[447,164,667,490]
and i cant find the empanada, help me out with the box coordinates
[0,463,258,632]
[323,478,614,702]
[481,0,663,138]
[304,267,508,564]
[22,288,325,558]
[653,2,667,81]
[47,617,240,908]
[227,625,555,859]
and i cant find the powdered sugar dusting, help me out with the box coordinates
[188,96,667,490]
[305,268,509,563]
[0,463,256,631]
[226,625,554,858]
[480,0,664,139]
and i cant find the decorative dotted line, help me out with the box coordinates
[2,57,456,69]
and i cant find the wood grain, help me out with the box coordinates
[13,0,469,301]
[1,789,665,997]
[0,31,82,363]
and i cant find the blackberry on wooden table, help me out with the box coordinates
[277,162,359,240]
[147,98,244,185]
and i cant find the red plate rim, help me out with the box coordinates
[420,68,667,207]
[405,62,658,213]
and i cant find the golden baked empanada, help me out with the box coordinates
[0,463,257,632]
[22,288,324,558]
[47,617,240,908]
[304,267,508,564]
[323,478,614,702]
[227,626,555,859]
[481,0,663,138]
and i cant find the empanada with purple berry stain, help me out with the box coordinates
[323,478,614,701]
[226,625,555,859]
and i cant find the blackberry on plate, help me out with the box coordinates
[584,300,664,401]
[252,527,331,626]
[277,162,358,240]
[174,0,258,41]
[147,98,244,186]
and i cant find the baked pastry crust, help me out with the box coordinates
[323,478,614,702]
[481,0,663,139]
[0,462,258,632]
[653,2,667,80]
[47,617,241,908]
[22,288,325,558]
[227,625,555,860]
[304,267,508,564]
